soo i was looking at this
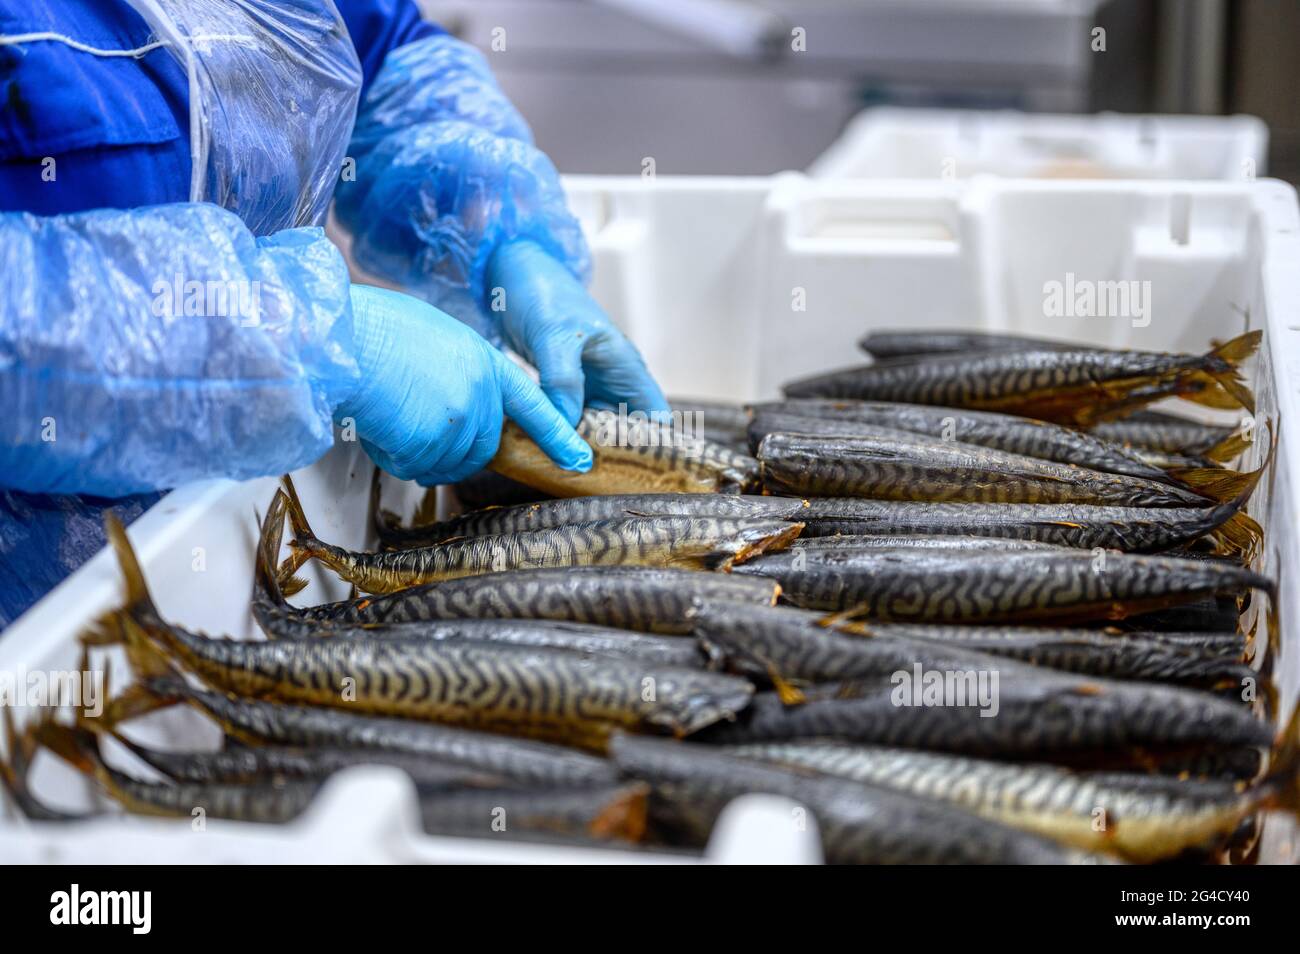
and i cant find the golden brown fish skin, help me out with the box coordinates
[724,741,1296,863]
[103,515,756,752]
[299,516,801,595]
[757,431,1213,507]
[280,474,801,594]
[783,331,1260,426]
[491,408,760,496]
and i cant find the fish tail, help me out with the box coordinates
[256,491,307,602]
[1204,430,1253,465]
[1185,330,1262,414]
[1210,510,1264,564]
[104,515,157,618]
[32,712,104,780]
[1200,423,1273,560]
[279,473,323,581]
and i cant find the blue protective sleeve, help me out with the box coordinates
[333,34,589,342]
[0,203,359,497]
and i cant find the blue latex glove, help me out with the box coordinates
[0,203,359,497]
[337,285,593,486]
[489,239,669,425]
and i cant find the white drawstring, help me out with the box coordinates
[0,31,167,58]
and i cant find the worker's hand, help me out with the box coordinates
[488,239,670,425]
[337,285,592,486]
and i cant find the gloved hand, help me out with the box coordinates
[488,239,670,425]
[337,284,592,486]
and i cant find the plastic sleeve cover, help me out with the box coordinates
[0,202,360,497]
[334,34,590,341]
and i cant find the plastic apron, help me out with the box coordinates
[126,0,362,233]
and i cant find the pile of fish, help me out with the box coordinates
[5,328,1299,864]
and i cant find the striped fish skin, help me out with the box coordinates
[294,516,803,594]
[132,621,755,750]
[419,783,649,843]
[141,678,618,785]
[724,741,1269,862]
[750,400,1177,486]
[792,534,1068,553]
[303,618,709,670]
[114,738,509,790]
[1132,630,1247,658]
[845,621,1253,688]
[858,329,1078,360]
[1093,413,1237,455]
[691,600,1023,686]
[691,600,1251,688]
[490,409,760,496]
[105,773,321,823]
[781,336,1255,425]
[731,547,1272,623]
[697,673,1273,755]
[380,494,808,549]
[260,566,780,638]
[795,498,1250,554]
[757,431,1212,507]
[608,733,1107,864]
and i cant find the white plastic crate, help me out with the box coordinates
[810,108,1269,181]
[3,174,1299,863]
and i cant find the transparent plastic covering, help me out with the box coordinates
[0,203,358,498]
[334,34,590,341]
[126,0,363,234]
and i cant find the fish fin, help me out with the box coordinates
[1167,465,1259,504]
[767,666,807,706]
[104,514,157,617]
[1181,374,1255,413]
[115,613,182,688]
[817,603,871,628]
[32,714,102,779]
[1211,510,1264,565]
[1206,329,1262,411]
[254,491,291,610]
[588,784,649,842]
[348,583,359,601]
[278,474,320,580]
[279,574,310,598]
[1204,430,1253,465]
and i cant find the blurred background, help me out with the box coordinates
[417,0,1299,183]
